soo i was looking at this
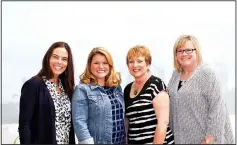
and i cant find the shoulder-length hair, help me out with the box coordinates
[36,41,75,98]
[173,35,203,72]
[80,47,121,87]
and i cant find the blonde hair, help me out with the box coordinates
[80,47,121,87]
[126,45,152,65]
[173,35,203,72]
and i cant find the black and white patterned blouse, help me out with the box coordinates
[44,78,71,144]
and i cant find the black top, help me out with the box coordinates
[18,76,75,144]
[178,80,186,90]
[124,75,174,144]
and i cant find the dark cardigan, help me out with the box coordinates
[18,76,75,144]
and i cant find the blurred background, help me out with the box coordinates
[2,1,235,143]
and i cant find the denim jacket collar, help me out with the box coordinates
[89,84,118,93]
[89,84,101,90]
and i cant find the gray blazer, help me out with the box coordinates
[167,63,234,144]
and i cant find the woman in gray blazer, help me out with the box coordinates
[167,35,234,144]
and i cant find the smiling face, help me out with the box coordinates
[49,47,68,78]
[90,53,110,83]
[127,56,150,79]
[176,40,197,69]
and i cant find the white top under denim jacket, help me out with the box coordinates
[72,83,125,144]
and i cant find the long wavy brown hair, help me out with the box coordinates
[80,47,121,87]
[36,41,75,98]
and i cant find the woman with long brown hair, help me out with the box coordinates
[18,41,75,144]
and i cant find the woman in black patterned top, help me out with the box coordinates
[18,42,75,144]
[124,45,174,144]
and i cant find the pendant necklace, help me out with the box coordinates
[134,88,138,95]
[133,74,151,95]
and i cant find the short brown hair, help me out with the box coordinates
[126,45,152,65]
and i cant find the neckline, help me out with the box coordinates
[129,75,153,99]
[180,80,186,86]
[175,64,206,94]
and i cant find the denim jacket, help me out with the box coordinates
[72,83,125,144]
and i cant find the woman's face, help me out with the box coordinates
[176,40,197,69]
[90,53,110,82]
[49,47,68,78]
[127,56,150,79]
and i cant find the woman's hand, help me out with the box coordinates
[201,136,215,144]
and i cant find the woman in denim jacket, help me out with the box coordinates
[72,47,126,144]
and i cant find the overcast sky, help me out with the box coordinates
[2,1,235,105]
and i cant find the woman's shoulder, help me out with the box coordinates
[23,76,45,87]
[75,82,90,90]
[21,76,47,95]
[149,75,165,85]
[75,82,101,93]
[150,75,162,81]
[195,63,218,81]
[198,63,216,75]
[170,70,180,78]
[115,84,123,92]
[124,82,133,92]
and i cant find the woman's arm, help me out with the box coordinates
[18,79,37,144]
[152,91,170,144]
[125,117,129,144]
[202,70,226,144]
[72,85,94,144]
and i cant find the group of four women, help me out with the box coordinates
[18,35,234,144]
